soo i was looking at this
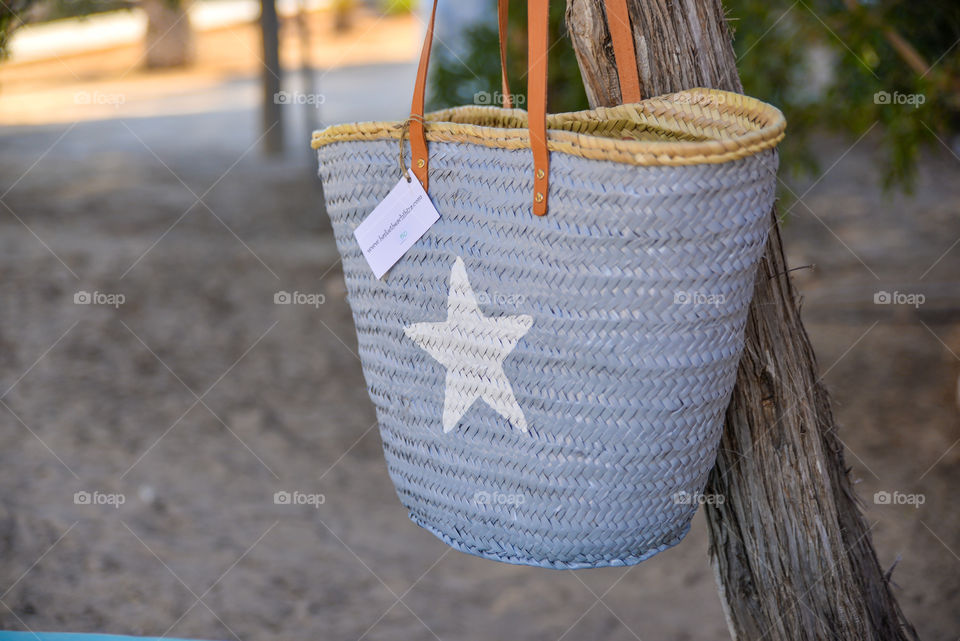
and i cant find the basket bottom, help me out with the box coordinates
[407,511,694,570]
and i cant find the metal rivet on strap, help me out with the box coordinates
[417,158,425,168]
[535,192,544,202]
[536,168,545,180]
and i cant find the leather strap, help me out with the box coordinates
[605,0,642,103]
[497,0,643,109]
[410,0,641,215]
[409,0,438,189]
[494,0,641,106]
[498,0,511,109]
[528,0,549,215]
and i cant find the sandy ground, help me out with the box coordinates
[1,13,959,641]
[0,9,420,125]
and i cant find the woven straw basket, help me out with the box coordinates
[312,0,785,569]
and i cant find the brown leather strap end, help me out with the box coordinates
[528,0,549,216]
[498,0,512,109]
[409,0,438,189]
[606,0,642,103]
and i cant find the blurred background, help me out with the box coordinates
[0,0,957,639]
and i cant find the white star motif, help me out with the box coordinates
[404,257,533,434]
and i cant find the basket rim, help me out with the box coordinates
[310,87,785,167]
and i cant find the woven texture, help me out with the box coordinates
[312,88,786,166]
[315,90,780,569]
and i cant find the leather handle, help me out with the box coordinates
[605,0,642,103]
[528,0,549,215]
[409,0,642,215]
[495,0,641,107]
[498,0,512,109]
[409,0,438,190]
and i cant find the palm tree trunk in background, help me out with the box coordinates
[332,0,354,33]
[260,0,284,154]
[142,0,195,68]
[564,1,917,639]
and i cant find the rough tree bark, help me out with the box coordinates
[564,2,918,640]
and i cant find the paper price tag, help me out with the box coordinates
[353,173,440,279]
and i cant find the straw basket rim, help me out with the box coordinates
[310,87,785,167]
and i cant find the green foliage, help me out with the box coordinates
[429,0,959,189]
[729,0,960,187]
[0,0,35,57]
[379,0,417,15]
[41,0,136,22]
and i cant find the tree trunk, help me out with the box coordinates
[564,2,917,640]
[142,0,195,69]
[260,0,284,154]
[332,0,355,33]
